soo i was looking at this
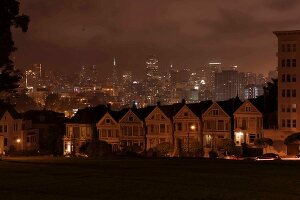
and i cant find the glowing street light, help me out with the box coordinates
[188,125,196,155]
[16,138,21,143]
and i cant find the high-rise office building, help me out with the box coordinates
[146,56,159,79]
[215,67,239,101]
[207,62,222,94]
[79,65,98,87]
[274,30,300,131]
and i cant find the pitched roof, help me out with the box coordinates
[108,108,129,122]
[0,102,21,120]
[187,100,213,117]
[23,110,66,124]
[159,104,183,119]
[217,97,243,117]
[248,97,265,114]
[69,104,108,124]
[133,106,156,121]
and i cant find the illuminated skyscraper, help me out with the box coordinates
[112,58,118,87]
[146,56,159,79]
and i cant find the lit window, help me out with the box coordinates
[249,134,256,143]
[292,104,297,112]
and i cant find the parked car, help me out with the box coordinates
[255,153,281,161]
[223,155,240,160]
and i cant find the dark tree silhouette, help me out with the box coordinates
[284,133,300,145]
[0,0,29,93]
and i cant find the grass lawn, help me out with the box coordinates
[0,157,300,200]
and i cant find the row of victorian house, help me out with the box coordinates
[63,97,265,156]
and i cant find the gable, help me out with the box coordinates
[203,102,229,118]
[145,107,170,122]
[173,105,198,120]
[0,111,14,122]
[234,101,262,116]
[97,113,118,126]
[119,110,142,124]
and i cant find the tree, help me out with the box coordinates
[254,138,273,148]
[284,133,300,145]
[0,0,29,93]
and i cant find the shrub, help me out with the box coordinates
[81,140,112,157]
[122,145,142,156]
[155,142,174,157]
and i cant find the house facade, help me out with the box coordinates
[202,102,231,148]
[119,109,145,151]
[234,100,263,146]
[173,104,200,152]
[145,106,173,150]
[64,123,94,154]
[96,111,121,152]
[0,107,39,154]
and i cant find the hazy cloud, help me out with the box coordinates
[14,0,300,77]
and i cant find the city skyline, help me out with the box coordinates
[13,0,300,77]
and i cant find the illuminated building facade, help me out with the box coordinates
[274,30,300,131]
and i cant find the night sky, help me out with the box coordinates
[13,0,300,78]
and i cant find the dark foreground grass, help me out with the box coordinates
[0,157,300,200]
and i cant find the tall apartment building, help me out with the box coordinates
[274,30,300,131]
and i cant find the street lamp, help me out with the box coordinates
[188,125,196,154]
[16,138,21,143]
